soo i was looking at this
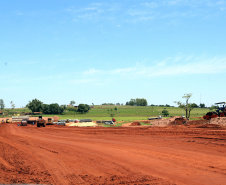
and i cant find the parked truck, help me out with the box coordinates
[37,116,46,127]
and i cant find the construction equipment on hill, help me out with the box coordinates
[37,116,46,127]
[203,102,226,120]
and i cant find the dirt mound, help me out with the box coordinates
[209,117,226,126]
[131,121,141,126]
[53,116,59,122]
[169,117,186,125]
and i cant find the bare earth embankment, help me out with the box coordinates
[0,122,226,185]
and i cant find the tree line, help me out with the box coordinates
[26,99,90,114]
[126,98,148,106]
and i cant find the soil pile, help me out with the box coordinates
[149,116,184,126]
[53,116,60,122]
[209,117,226,126]
[131,121,141,126]
[168,117,186,125]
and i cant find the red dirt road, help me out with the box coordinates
[1,123,226,185]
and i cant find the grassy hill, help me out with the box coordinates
[1,105,211,122]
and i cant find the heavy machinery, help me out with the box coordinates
[46,118,54,125]
[203,102,226,120]
[20,119,28,126]
[37,116,46,127]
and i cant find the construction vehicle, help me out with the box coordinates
[148,115,162,120]
[27,120,37,125]
[203,102,226,120]
[20,119,28,126]
[37,116,46,127]
[46,118,54,125]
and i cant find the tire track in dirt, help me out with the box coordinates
[1,123,226,185]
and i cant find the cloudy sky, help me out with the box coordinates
[1,0,226,108]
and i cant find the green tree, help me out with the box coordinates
[209,105,218,111]
[0,99,5,110]
[77,104,90,114]
[61,105,67,110]
[191,103,198,108]
[199,103,205,108]
[127,98,148,106]
[107,108,117,118]
[136,98,148,106]
[70,100,75,106]
[128,99,136,106]
[42,104,50,114]
[42,103,64,114]
[162,109,169,117]
[10,101,15,110]
[174,93,192,122]
[49,103,64,114]
[27,99,43,113]
[187,103,196,118]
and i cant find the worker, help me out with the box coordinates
[222,105,225,112]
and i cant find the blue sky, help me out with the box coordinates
[1,0,226,108]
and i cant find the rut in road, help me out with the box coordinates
[0,123,226,185]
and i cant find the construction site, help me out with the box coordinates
[0,110,226,185]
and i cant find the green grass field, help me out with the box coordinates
[0,105,211,123]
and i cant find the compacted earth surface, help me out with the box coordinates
[0,122,226,185]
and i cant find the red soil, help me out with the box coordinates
[130,121,141,126]
[1,122,226,185]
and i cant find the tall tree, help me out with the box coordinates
[175,93,192,122]
[27,99,43,113]
[10,101,15,109]
[127,98,148,106]
[77,104,90,114]
[183,93,192,121]
[0,99,5,110]
[70,100,75,106]
[199,103,205,108]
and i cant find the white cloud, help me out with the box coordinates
[83,68,101,75]
[65,1,226,25]
[81,55,226,80]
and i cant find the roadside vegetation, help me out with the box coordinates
[0,104,211,122]
[0,96,214,124]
